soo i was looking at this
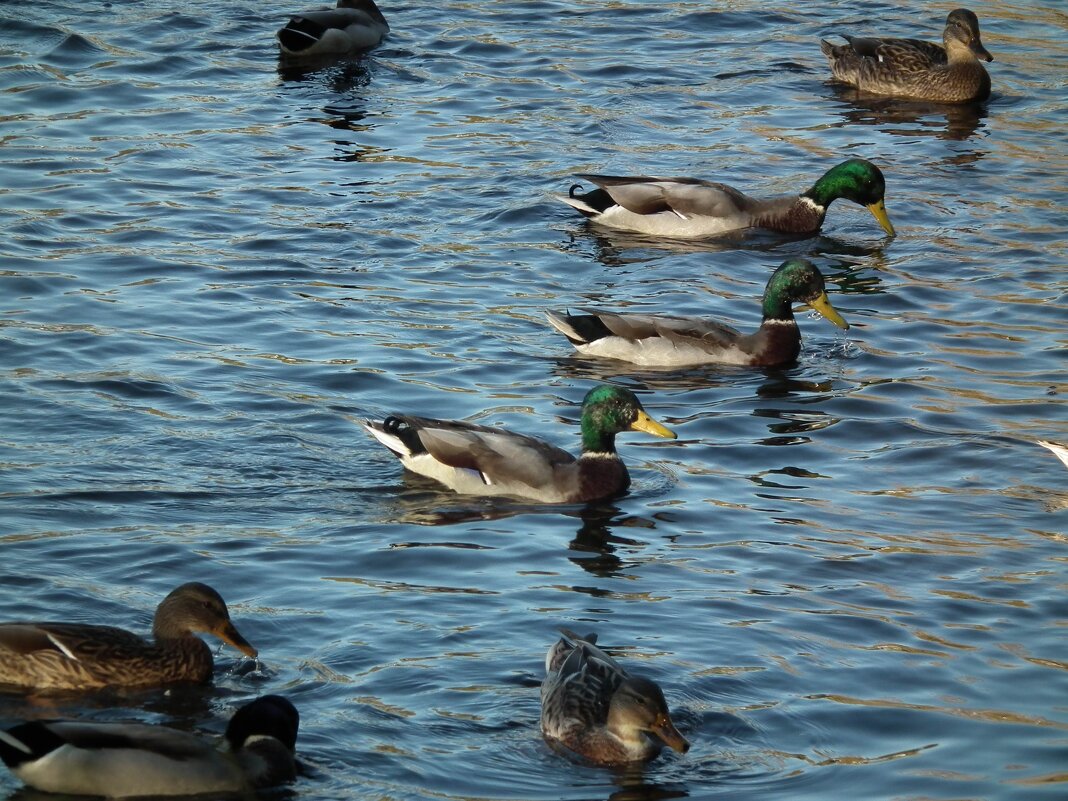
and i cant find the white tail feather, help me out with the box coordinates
[544,311,586,343]
[555,194,599,215]
[0,730,33,755]
[362,422,411,458]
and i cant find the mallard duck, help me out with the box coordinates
[0,694,298,797]
[362,385,676,504]
[277,0,389,59]
[559,158,894,239]
[0,582,257,690]
[546,259,849,369]
[541,629,690,765]
[1038,440,1068,469]
[821,9,993,103]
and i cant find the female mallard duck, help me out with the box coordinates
[546,258,849,369]
[559,158,894,239]
[362,385,676,504]
[0,695,298,797]
[277,0,389,60]
[821,9,993,103]
[0,582,257,690]
[541,629,690,765]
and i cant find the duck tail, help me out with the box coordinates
[544,311,588,345]
[0,723,64,768]
[277,16,327,54]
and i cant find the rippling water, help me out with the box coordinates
[1,1,1066,799]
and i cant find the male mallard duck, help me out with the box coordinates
[0,582,257,690]
[541,629,690,765]
[1038,440,1068,469]
[559,158,894,239]
[277,0,389,59]
[0,695,298,797]
[546,259,848,369]
[821,9,993,103]
[362,385,676,504]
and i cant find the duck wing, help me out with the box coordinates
[44,722,214,760]
[576,309,744,348]
[837,35,946,72]
[379,416,577,490]
[576,175,756,219]
[543,631,626,728]
[0,623,146,659]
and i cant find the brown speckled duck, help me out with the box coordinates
[821,9,993,103]
[363,385,676,504]
[0,582,257,690]
[546,259,849,369]
[541,629,690,765]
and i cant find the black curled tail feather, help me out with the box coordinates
[566,184,615,215]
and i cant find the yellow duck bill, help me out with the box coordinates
[867,198,895,236]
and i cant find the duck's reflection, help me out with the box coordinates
[565,503,657,578]
[365,487,666,579]
[825,82,989,143]
[550,355,744,392]
[0,680,246,725]
[607,765,689,801]
[563,225,895,268]
[754,374,835,400]
[277,51,377,88]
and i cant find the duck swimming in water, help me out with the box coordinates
[277,0,389,60]
[363,385,676,504]
[559,158,894,239]
[0,695,299,797]
[820,9,993,103]
[541,629,690,765]
[0,582,256,690]
[546,258,849,369]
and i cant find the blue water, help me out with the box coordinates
[1,1,1066,799]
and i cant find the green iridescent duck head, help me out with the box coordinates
[580,385,676,453]
[806,159,895,236]
[762,259,849,330]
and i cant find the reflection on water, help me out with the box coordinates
[823,83,989,143]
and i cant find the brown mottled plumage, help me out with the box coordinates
[821,9,993,103]
[0,583,256,690]
[541,629,690,765]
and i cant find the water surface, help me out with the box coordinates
[1,1,1066,799]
